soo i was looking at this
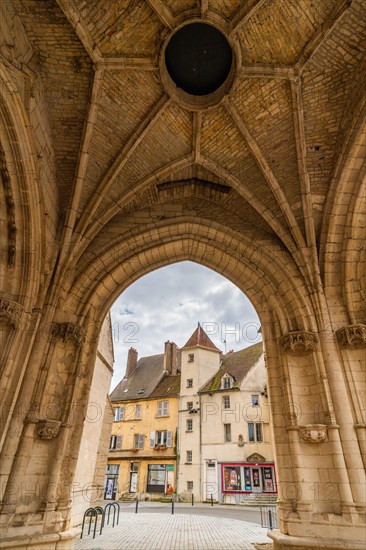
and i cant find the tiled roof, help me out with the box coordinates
[149,375,181,398]
[110,353,165,401]
[182,323,221,352]
[199,342,263,393]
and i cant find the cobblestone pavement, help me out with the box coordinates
[75,512,271,549]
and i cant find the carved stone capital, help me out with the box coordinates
[0,298,23,328]
[36,419,61,440]
[336,324,366,348]
[299,424,327,443]
[280,331,318,355]
[51,322,85,346]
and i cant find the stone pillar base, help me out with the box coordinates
[0,528,80,549]
[268,530,366,550]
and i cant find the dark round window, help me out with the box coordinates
[165,23,233,96]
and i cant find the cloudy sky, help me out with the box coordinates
[109,261,261,391]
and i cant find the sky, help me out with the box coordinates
[109,261,261,391]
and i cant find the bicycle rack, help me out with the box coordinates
[80,507,101,539]
[100,502,120,534]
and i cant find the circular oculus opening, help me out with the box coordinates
[165,23,233,97]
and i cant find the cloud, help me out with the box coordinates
[110,261,261,391]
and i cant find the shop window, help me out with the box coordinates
[133,433,144,449]
[147,464,166,494]
[186,450,192,463]
[223,396,230,409]
[157,400,169,416]
[222,464,276,493]
[224,423,231,442]
[114,407,124,421]
[186,419,193,432]
[251,395,259,406]
[223,466,241,491]
[109,435,122,450]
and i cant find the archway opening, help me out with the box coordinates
[110,261,261,390]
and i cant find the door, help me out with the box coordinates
[206,462,217,500]
[129,472,138,492]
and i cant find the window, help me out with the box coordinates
[256,423,263,442]
[133,433,144,449]
[187,481,193,491]
[224,423,231,442]
[187,378,193,388]
[150,430,173,447]
[223,396,230,409]
[109,435,122,450]
[114,407,124,421]
[106,464,119,474]
[186,450,192,464]
[157,400,169,416]
[248,423,263,442]
[186,419,193,432]
[188,353,194,362]
[251,395,259,406]
[138,388,146,394]
[135,404,141,419]
[222,375,232,389]
[187,401,193,411]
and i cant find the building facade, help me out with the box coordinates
[107,343,180,499]
[177,325,275,503]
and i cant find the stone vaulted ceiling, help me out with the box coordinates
[7,0,366,303]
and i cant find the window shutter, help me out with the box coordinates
[166,430,172,447]
[150,431,155,447]
[139,434,144,449]
[116,435,122,449]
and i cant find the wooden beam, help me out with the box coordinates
[229,0,266,36]
[146,0,174,29]
[56,0,102,63]
[295,0,353,74]
[223,98,307,252]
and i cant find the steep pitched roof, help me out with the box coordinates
[110,353,165,401]
[182,323,221,352]
[149,375,181,398]
[199,342,263,393]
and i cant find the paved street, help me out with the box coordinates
[75,508,271,550]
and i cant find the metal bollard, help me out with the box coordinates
[172,498,174,514]
[211,493,213,506]
[192,493,194,506]
[269,509,273,530]
[135,500,139,514]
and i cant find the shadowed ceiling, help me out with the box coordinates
[8,0,366,290]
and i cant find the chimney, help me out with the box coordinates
[125,347,138,378]
[163,341,178,375]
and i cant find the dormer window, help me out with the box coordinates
[221,374,233,389]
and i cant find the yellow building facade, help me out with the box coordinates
[106,344,180,498]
